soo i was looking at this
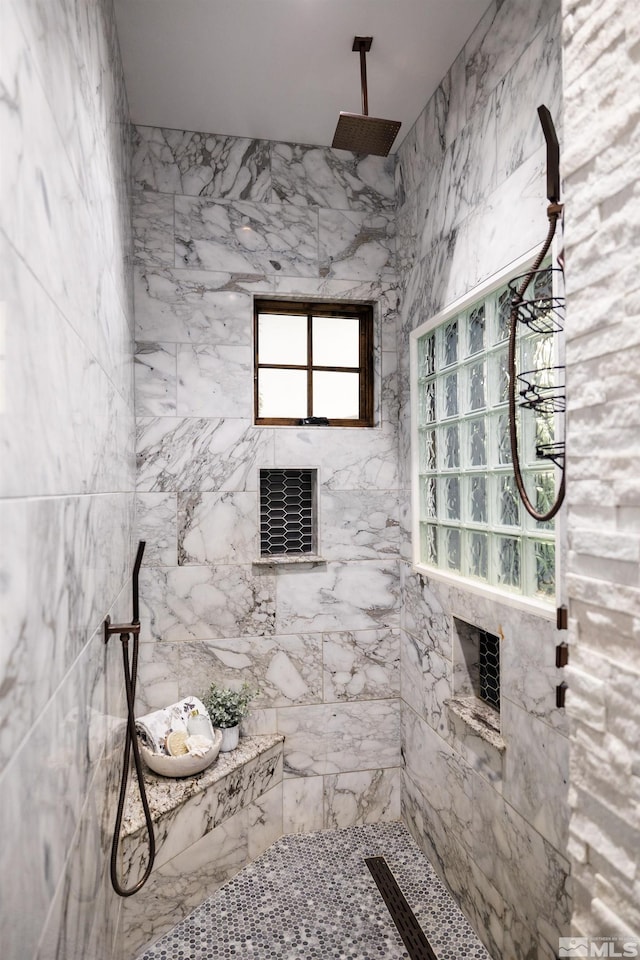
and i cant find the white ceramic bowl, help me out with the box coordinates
[139,729,222,778]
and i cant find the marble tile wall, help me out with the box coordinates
[133,125,402,849]
[395,1,570,958]
[0,2,135,960]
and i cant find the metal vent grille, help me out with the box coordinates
[479,629,500,711]
[260,469,315,556]
[365,857,437,960]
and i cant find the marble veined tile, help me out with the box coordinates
[275,560,399,634]
[135,640,181,714]
[400,566,452,660]
[135,342,177,416]
[175,197,319,277]
[421,91,497,245]
[502,700,570,850]
[140,564,276,641]
[177,635,322,707]
[318,208,395,281]
[273,426,398,491]
[136,417,274,492]
[271,142,395,211]
[283,777,324,834]
[132,192,175,267]
[176,344,253,417]
[247,782,283,861]
[136,493,178,567]
[278,699,400,777]
[0,244,134,498]
[495,12,562,183]
[322,628,400,702]
[178,491,258,564]
[324,768,401,829]
[133,126,271,200]
[134,266,274,344]
[320,489,400,560]
[465,0,559,114]
[471,773,570,936]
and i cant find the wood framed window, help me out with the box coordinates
[254,299,374,426]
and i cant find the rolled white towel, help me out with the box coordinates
[135,696,210,755]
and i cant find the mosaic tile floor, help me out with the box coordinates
[135,821,491,960]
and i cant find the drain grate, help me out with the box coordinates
[365,856,438,960]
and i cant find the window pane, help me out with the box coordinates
[468,418,486,467]
[469,533,488,580]
[444,528,461,571]
[470,475,487,524]
[420,523,438,564]
[419,429,437,472]
[533,541,555,597]
[499,475,520,526]
[419,381,436,425]
[469,361,485,411]
[497,537,520,588]
[258,314,307,365]
[444,372,458,418]
[258,368,307,418]
[443,476,460,520]
[421,476,437,519]
[496,289,511,342]
[468,305,485,355]
[312,316,359,367]
[419,334,435,377]
[443,320,458,367]
[313,371,359,419]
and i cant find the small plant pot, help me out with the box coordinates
[219,724,239,752]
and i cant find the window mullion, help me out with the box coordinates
[307,313,313,418]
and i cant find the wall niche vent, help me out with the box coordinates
[259,468,317,556]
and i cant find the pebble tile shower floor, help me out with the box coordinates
[135,822,490,960]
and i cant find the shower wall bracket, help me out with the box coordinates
[104,615,141,644]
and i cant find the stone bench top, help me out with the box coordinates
[123,734,284,838]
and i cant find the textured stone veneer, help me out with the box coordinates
[562,0,640,940]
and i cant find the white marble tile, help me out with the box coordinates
[176,343,253,417]
[135,342,177,416]
[319,489,400,560]
[178,491,258,564]
[471,774,571,937]
[140,564,276,642]
[134,266,273,345]
[271,143,395,211]
[502,700,570,850]
[134,640,181,714]
[400,566,452,660]
[273,426,399,491]
[421,91,497,244]
[175,196,319,277]
[247,782,283,860]
[121,806,249,959]
[176,634,323,707]
[282,776,324,834]
[324,768,401,829]
[132,191,175,266]
[278,699,400,777]
[0,493,132,771]
[464,0,559,115]
[275,560,399,634]
[133,125,271,200]
[318,208,395,281]
[137,417,274,493]
[0,246,134,499]
[240,707,278,736]
[495,13,562,183]
[323,628,400,702]
[136,493,178,567]
[402,705,474,849]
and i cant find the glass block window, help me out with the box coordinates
[412,269,556,602]
[259,469,316,556]
[479,630,500,711]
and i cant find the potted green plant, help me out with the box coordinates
[202,682,254,752]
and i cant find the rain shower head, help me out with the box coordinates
[331,37,401,157]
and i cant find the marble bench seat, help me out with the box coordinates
[120,734,285,958]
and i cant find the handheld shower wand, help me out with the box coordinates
[105,541,156,896]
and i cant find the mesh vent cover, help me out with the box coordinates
[260,469,315,556]
[479,629,500,711]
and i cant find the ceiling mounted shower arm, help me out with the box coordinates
[353,36,373,117]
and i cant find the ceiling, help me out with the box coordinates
[114,0,491,153]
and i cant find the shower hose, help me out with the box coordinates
[109,621,156,895]
[507,202,566,522]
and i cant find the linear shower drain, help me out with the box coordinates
[365,856,438,960]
